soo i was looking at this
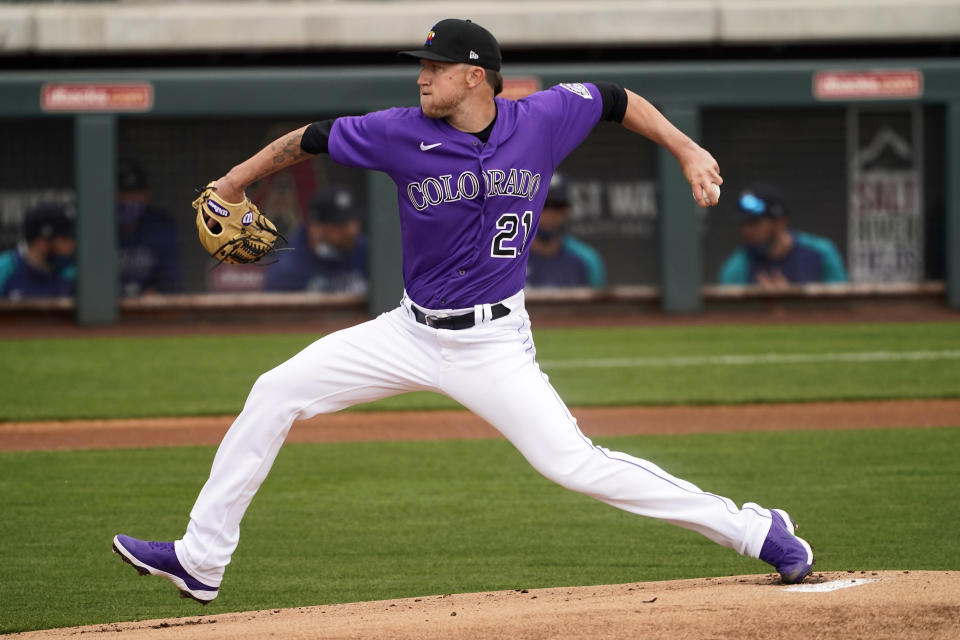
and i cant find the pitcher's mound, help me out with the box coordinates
[13,571,958,640]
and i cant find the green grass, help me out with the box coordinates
[2,322,959,420]
[0,427,958,633]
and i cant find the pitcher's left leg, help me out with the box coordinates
[443,353,772,558]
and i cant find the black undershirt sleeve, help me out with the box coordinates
[593,82,628,123]
[300,119,336,154]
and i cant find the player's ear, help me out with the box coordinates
[466,65,486,89]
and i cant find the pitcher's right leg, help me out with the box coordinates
[172,309,438,587]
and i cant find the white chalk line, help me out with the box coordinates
[782,578,877,593]
[539,350,960,370]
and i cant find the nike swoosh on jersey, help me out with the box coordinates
[419,142,443,151]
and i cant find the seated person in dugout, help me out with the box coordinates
[264,184,368,294]
[116,160,183,296]
[718,183,848,288]
[525,172,605,289]
[0,202,76,299]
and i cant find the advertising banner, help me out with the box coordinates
[847,106,924,283]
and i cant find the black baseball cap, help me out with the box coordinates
[308,185,362,224]
[117,159,148,192]
[398,19,502,71]
[545,173,570,207]
[737,183,787,219]
[23,203,74,242]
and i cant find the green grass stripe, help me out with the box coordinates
[539,349,960,369]
[1,322,958,421]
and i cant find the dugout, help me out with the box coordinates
[0,59,958,324]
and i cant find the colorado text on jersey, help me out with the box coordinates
[406,168,542,211]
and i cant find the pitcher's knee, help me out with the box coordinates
[250,367,288,398]
[246,365,303,414]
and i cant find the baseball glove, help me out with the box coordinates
[192,182,281,265]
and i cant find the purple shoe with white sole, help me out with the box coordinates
[759,509,815,584]
[112,534,218,603]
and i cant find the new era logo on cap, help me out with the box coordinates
[469,50,479,60]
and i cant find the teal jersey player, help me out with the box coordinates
[719,183,848,286]
[719,230,848,285]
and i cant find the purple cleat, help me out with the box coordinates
[759,509,815,584]
[112,534,218,603]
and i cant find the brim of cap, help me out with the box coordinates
[397,49,463,63]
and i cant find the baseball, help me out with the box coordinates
[704,183,720,203]
[700,183,720,206]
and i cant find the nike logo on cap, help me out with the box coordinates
[420,142,442,151]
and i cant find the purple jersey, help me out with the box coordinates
[328,82,603,309]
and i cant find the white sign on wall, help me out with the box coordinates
[847,107,924,283]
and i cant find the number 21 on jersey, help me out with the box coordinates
[491,211,533,258]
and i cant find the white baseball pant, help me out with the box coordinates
[176,290,774,586]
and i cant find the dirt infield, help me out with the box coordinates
[2,399,959,452]
[11,571,958,639]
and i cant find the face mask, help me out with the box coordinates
[49,254,75,273]
[117,202,147,228]
[745,241,773,260]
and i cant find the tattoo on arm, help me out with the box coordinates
[227,126,309,191]
[268,129,309,171]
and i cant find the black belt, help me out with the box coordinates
[410,302,510,330]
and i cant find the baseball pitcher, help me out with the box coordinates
[113,18,814,603]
